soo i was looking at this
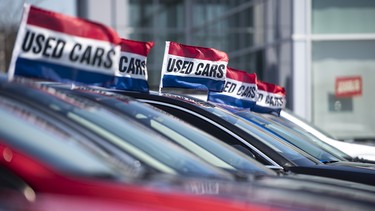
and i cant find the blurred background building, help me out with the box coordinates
[1,0,375,143]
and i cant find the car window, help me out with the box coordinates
[103,95,275,176]
[263,114,350,161]
[0,97,122,179]
[281,109,336,139]
[148,118,236,169]
[147,102,279,166]
[0,84,232,179]
[57,88,275,176]
[237,112,344,162]
[145,99,315,167]
[198,105,317,166]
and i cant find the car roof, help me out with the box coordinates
[114,91,322,165]
[51,86,276,177]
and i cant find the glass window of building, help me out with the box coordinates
[312,0,375,34]
[123,0,261,89]
[77,0,292,98]
[311,0,375,142]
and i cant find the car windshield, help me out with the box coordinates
[263,113,351,160]
[0,97,123,180]
[65,88,276,176]
[0,83,232,179]
[281,109,336,139]
[194,103,316,166]
[234,111,344,163]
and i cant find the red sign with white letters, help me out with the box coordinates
[335,76,362,98]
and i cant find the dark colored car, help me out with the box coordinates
[220,105,375,169]
[117,91,375,186]
[5,78,374,209]
[0,100,285,211]
[45,84,375,189]
[263,110,375,164]
[0,80,234,181]
[5,78,375,210]
[4,79,375,210]
[50,85,275,178]
[279,109,375,163]
[225,107,356,162]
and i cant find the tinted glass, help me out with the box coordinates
[235,111,344,163]
[264,113,351,160]
[0,97,121,179]
[0,83,232,179]
[68,89,275,176]
[195,103,316,165]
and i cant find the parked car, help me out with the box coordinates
[228,107,356,163]
[0,80,234,181]
[3,79,375,210]
[50,85,276,179]
[54,85,375,190]
[117,90,375,186]
[280,109,375,163]
[0,102,285,211]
